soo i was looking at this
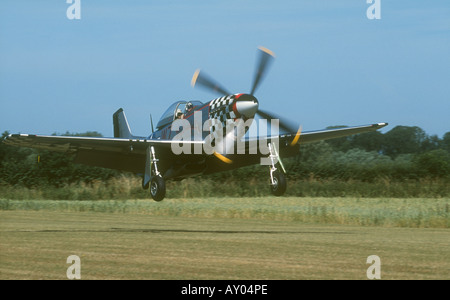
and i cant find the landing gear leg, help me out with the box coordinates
[268,143,287,196]
[144,146,166,201]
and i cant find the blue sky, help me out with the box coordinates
[1,0,449,138]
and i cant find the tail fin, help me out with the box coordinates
[113,108,133,138]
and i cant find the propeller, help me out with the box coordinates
[250,46,275,96]
[191,46,275,97]
[254,109,302,146]
[191,69,230,96]
[249,47,302,144]
[191,46,302,160]
[255,109,297,134]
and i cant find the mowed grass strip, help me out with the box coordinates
[0,211,449,280]
[1,197,448,228]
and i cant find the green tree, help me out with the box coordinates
[414,149,450,178]
[1,131,118,187]
[442,132,450,152]
[348,131,385,153]
[382,126,428,157]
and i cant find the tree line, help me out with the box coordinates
[1,126,449,191]
[287,125,450,181]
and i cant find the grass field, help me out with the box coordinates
[1,197,449,280]
[1,197,449,228]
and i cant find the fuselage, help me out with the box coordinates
[150,93,259,142]
[148,93,262,180]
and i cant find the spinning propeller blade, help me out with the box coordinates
[250,46,276,96]
[256,109,303,145]
[213,152,233,164]
[191,46,275,97]
[290,126,302,146]
[255,109,298,134]
[191,69,230,96]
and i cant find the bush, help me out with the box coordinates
[414,149,450,178]
[1,127,449,199]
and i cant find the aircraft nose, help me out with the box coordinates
[233,94,259,119]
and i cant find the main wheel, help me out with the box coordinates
[270,171,286,196]
[150,176,166,201]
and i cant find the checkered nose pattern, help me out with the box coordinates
[208,94,259,123]
[208,93,258,144]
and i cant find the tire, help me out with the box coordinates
[270,171,286,196]
[150,176,166,202]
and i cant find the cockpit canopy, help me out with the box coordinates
[156,100,203,130]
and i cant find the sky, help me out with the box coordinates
[1,0,449,138]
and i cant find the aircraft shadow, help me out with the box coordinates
[7,228,355,235]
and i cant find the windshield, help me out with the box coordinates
[156,102,184,130]
[156,100,204,130]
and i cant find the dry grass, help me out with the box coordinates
[1,175,449,200]
[1,197,448,228]
[1,211,449,280]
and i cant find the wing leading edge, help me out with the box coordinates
[298,122,388,144]
[245,122,388,146]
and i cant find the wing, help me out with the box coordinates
[240,122,389,161]
[245,122,387,146]
[202,122,388,174]
[297,122,388,144]
[3,122,387,174]
[2,134,204,174]
[274,122,388,155]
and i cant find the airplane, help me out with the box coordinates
[3,47,388,201]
